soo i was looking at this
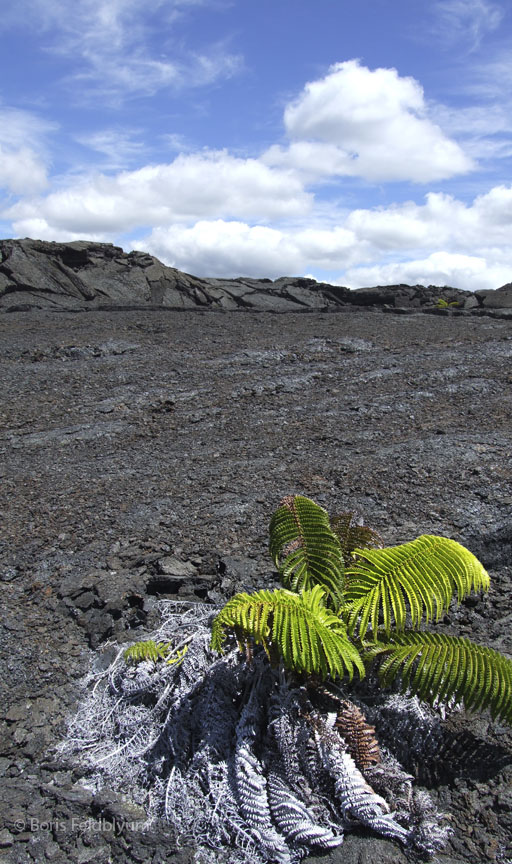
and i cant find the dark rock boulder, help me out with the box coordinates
[476,282,512,309]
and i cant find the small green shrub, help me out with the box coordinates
[434,297,460,308]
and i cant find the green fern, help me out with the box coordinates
[123,640,188,666]
[269,495,345,609]
[344,534,490,638]
[364,632,512,725]
[211,494,512,727]
[211,584,364,680]
[435,297,460,308]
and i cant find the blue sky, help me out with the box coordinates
[1,0,512,290]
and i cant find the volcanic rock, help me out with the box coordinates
[1,237,509,314]
[476,282,512,309]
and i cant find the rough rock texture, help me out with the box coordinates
[476,283,512,309]
[1,238,510,315]
[1,305,511,864]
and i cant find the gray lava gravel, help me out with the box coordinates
[1,307,511,864]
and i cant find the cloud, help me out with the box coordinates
[474,183,512,226]
[5,0,242,103]
[346,187,512,250]
[66,42,241,105]
[0,107,55,195]
[75,129,146,170]
[291,226,362,269]
[464,52,512,106]
[137,186,512,287]
[133,184,512,286]
[141,221,303,278]
[429,100,512,163]
[431,0,503,51]
[263,141,355,183]
[141,220,365,278]
[6,150,312,234]
[4,217,110,244]
[264,60,473,183]
[338,187,512,289]
[344,251,510,292]
[0,146,49,195]
[0,45,505,292]
[11,185,512,291]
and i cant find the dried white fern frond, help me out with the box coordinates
[233,670,292,864]
[59,603,448,863]
[267,769,343,850]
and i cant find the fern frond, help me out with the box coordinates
[211,585,365,681]
[123,640,171,664]
[331,512,382,565]
[364,631,512,725]
[269,495,345,609]
[344,535,490,638]
[123,640,188,666]
[334,701,381,771]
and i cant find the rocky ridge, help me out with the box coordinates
[1,237,512,315]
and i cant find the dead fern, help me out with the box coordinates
[335,700,382,771]
[330,512,383,565]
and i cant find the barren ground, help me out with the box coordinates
[1,307,511,864]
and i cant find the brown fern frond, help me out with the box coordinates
[305,681,381,772]
[335,701,381,771]
[331,512,383,565]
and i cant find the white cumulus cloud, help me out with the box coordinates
[265,60,474,183]
[7,150,311,235]
[141,220,368,278]
[138,185,512,287]
[2,49,507,292]
[0,146,48,195]
[346,188,512,251]
[8,181,512,290]
[141,221,303,279]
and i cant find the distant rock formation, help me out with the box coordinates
[474,283,512,309]
[0,238,509,314]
